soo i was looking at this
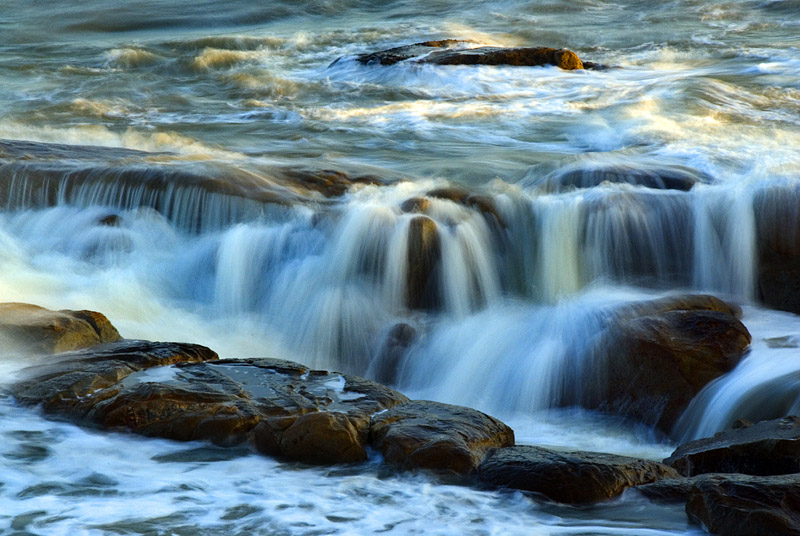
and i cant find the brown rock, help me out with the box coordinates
[478,445,679,504]
[584,295,751,433]
[665,416,800,476]
[354,41,586,70]
[11,348,409,465]
[406,216,441,310]
[400,197,431,214]
[633,476,700,502]
[0,302,122,354]
[686,473,800,536]
[369,400,514,474]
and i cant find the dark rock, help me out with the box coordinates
[478,445,679,504]
[355,41,586,70]
[754,183,800,314]
[400,197,431,214]
[0,302,122,354]
[406,216,441,310]
[543,165,704,192]
[98,214,122,226]
[370,400,514,474]
[11,347,409,465]
[281,168,392,198]
[664,416,800,476]
[584,295,751,433]
[373,323,416,384]
[686,473,800,536]
[634,476,700,502]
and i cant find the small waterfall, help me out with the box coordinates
[692,185,757,298]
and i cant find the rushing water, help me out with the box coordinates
[1,0,800,534]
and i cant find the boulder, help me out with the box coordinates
[686,473,800,536]
[478,445,679,504]
[584,295,751,433]
[406,216,442,310]
[0,302,122,354]
[664,416,800,476]
[10,345,409,465]
[369,400,514,474]
[354,40,587,70]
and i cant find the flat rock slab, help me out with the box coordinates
[478,445,679,504]
[686,473,800,536]
[353,40,588,70]
[665,416,800,476]
[0,302,121,354]
[370,400,514,474]
[10,342,408,465]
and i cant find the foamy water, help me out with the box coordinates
[2,0,800,533]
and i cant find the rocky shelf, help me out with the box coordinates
[2,299,798,535]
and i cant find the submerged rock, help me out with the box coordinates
[686,473,800,536]
[372,323,416,384]
[0,302,122,355]
[664,416,800,476]
[370,400,515,474]
[585,295,751,433]
[354,40,587,70]
[478,445,679,504]
[542,165,704,192]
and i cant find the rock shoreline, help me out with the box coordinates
[2,299,797,535]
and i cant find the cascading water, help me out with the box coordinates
[2,0,799,532]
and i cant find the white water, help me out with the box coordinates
[3,0,800,533]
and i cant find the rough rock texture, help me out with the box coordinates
[686,473,800,536]
[478,445,679,504]
[354,41,587,70]
[0,302,122,354]
[370,400,514,474]
[406,216,442,310]
[10,345,409,464]
[665,416,800,476]
[585,295,751,433]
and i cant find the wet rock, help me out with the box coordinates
[373,323,416,384]
[370,400,514,474]
[686,473,800,536]
[585,295,751,433]
[406,216,442,310]
[11,346,409,464]
[355,41,586,70]
[400,197,431,214]
[98,213,122,226]
[664,416,800,476]
[10,339,218,411]
[754,183,800,314]
[0,303,122,354]
[633,476,700,502]
[543,165,704,192]
[426,187,505,226]
[478,445,679,504]
[281,168,391,198]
